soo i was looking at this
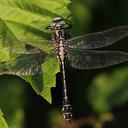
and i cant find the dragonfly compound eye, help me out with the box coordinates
[60,20,66,25]
[51,21,56,27]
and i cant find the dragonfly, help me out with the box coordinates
[0,17,128,124]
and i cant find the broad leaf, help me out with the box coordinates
[0,0,71,102]
[0,110,9,128]
[0,0,71,38]
[22,55,60,103]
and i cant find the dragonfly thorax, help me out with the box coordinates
[53,29,68,61]
[55,29,65,39]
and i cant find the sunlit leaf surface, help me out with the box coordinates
[0,0,71,102]
[0,110,9,128]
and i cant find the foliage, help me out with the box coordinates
[0,110,9,128]
[0,76,26,128]
[88,67,128,113]
[0,0,71,103]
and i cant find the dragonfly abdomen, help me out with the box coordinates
[53,29,72,124]
[62,103,72,124]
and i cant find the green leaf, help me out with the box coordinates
[40,73,56,103]
[40,56,60,102]
[0,110,9,128]
[22,73,57,103]
[88,67,128,113]
[0,0,70,103]
[0,0,71,39]
[22,55,60,103]
[0,46,9,61]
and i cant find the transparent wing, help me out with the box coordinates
[11,44,49,54]
[0,52,46,76]
[68,49,128,69]
[0,37,54,54]
[68,26,128,49]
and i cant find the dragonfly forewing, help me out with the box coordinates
[0,37,54,54]
[68,26,128,49]
[68,50,128,69]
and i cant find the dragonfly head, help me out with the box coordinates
[45,17,72,30]
[51,17,66,30]
[45,17,67,30]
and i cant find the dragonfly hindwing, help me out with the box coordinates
[0,51,47,76]
[68,50,128,69]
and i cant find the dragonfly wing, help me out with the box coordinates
[68,49,128,69]
[0,38,54,54]
[0,52,46,76]
[11,44,47,54]
[68,26,128,49]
